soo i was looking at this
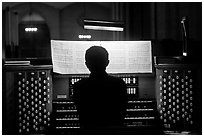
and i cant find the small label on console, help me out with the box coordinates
[57,94,67,99]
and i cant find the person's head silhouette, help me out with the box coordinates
[85,46,109,73]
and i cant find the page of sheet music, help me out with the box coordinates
[51,40,152,74]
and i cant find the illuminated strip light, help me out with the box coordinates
[126,124,153,127]
[124,117,155,120]
[25,27,38,32]
[84,19,124,31]
[84,25,123,31]
[128,100,153,103]
[56,127,80,129]
[126,109,154,111]
[54,101,74,104]
[56,118,79,120]
[57,110,77,112]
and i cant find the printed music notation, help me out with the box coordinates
[51,40,152,74]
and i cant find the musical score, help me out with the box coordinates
[51,41,152,74]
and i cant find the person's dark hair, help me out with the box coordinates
[85,46,109,72]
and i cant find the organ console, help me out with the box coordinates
[2,57,201,135]
[51,74,160,134]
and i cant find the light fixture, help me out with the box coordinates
[78,34,91,39]
[84,19,124,31]
[181,16,188,57]
[24,13,38,32]
[183,52,187,56]
[24,3,38,32]
[25,27,38,32]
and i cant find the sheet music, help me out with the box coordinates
[51,40,152,74]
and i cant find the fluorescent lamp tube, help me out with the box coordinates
[84,19,124,31]
[84,25,123,31]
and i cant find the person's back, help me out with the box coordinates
[73,46,127,133]
[74,73,127,128]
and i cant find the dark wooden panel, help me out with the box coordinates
[3,66,53,135]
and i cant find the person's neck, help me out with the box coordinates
[90,70,107,77]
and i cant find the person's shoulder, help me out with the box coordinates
[74,77,89,87]
[108,75,125,84]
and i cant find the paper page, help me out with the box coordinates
[102,41,152,73]
[51,40,152,74]
[51,40,101,74]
